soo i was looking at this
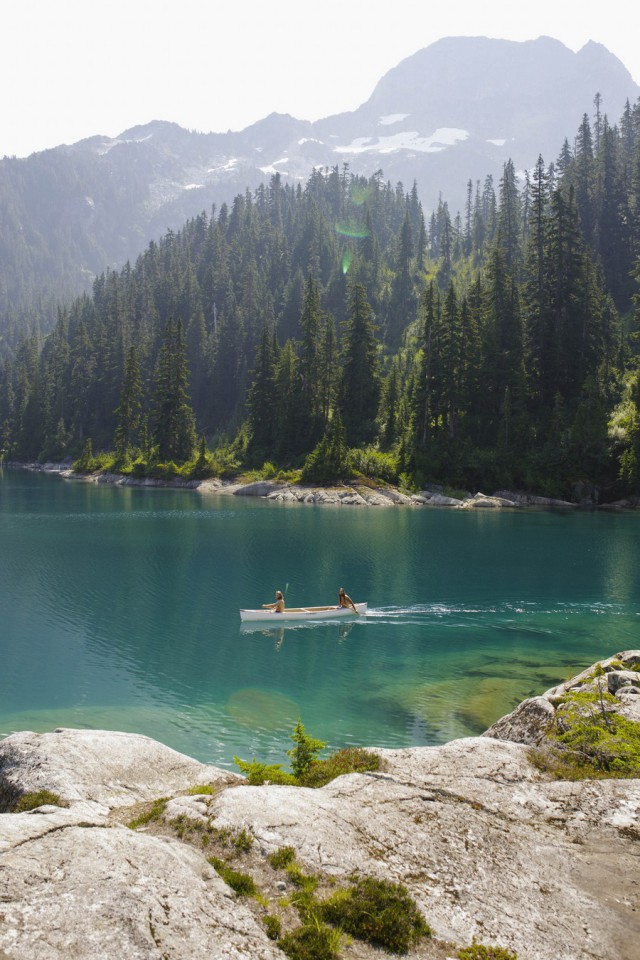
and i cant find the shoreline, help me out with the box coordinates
[6,460,640,510]
[1,651,639,960]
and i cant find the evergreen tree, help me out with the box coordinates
[297,275,325,449]
[247,324,278,453]
[339,283,380,447]
[153,319,197,462]
[114,344,142,458]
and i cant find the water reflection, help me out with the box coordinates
[3,470,640,768]
[239,620,356,649]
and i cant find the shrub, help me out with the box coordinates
[233,828,254,852]
[13,789,63,812]
[233,756,298,786]
[208,857,257,896]
[319,877,431,953]
[456,940,518,959]
[263,914,282,940]
[268,845,297,869]
[531,690,640,779]
[299,748,380,788]
[348,446,399,483]
[279,921,342,960]
[287,721,326,779]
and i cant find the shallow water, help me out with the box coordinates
[1,469,638,768]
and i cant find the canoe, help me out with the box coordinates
[239,602,367,622]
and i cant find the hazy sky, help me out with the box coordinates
[2,0,637,158]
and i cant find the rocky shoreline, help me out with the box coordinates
[14,461,639,509]
[1,652,639,960]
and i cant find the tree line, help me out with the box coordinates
[1,94,640,498]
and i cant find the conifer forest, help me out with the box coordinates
[2,98,640,500]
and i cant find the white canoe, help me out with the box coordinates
[240,602,367,622]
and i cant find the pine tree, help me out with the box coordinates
[247,324,278,453]
[153,319,197,462]
[297,275,325,449]
[114,345,142,458]
[339,283,380,447]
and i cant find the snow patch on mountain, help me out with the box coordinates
[207,159,239,173]
[258,158,289,175]
[378,113,410,126]
[334,127,469,156]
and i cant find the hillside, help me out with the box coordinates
[0,35,638,346]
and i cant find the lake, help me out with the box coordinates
[1,468,638,770]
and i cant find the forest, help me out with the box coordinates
[1,96,640,500]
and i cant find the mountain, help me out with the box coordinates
[1,35,638,343]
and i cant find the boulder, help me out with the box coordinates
[0,728,234,811]
[461,492,520,509]
[1,660,639,960]
[233,481,283,497]
[493,489,576,507]
[423,493,464,506]
[0,823,280,959]
[482,695,556,745]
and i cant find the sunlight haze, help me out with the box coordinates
[2,0,637,158]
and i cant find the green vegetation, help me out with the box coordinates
[4,99,640,498]
[298,747,380,788]
[233,828,254,852]
[263,914,282,940]
[287,721,326,779]
[208,857,257,897]
[278,921,343,960]
[531,689,640,779]
[268,845,297,869]
[235,721,381,788]
[187,783,216,795]
[286,864,319,894]
[13,789,64,812]
[127,797,169,829]
[232,757,298,786]
[319,877,431,953]
[456,941,518,960]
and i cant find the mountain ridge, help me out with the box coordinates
[1,35,638,341]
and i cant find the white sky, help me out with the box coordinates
[1,0,638,158]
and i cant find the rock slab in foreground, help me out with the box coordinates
[1,660,639,960]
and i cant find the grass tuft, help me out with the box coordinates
[13,789,64,812]
[127,797,169,829]
[187,783,216,795]
[208,857,257,897]
[268,845,297,869]
[279,920,342,960]
[456,939,518,959]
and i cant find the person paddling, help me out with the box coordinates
[263,590,285,613]
[338,587,357,612]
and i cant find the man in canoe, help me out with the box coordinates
[263,590,285,613]
[338,587,357,612]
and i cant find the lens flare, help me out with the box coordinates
[342,250,352,274]
[335,221,370,239]
[349,184,371,207]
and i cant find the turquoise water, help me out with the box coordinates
[1,468,639,769]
